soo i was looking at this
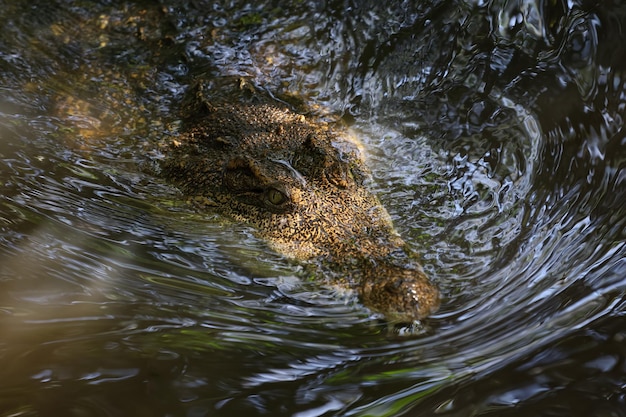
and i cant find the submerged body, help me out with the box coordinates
[161,79,439,322]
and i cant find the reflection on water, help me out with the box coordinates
[1,0,625,416]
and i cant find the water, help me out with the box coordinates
[0,0,625,416]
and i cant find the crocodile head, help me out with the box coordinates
[161,80,439,322]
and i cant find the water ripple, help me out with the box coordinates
[0,1,625,416]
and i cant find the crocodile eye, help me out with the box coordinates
[266,188,287,205]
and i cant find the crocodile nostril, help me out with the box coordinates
[385,279,404,292]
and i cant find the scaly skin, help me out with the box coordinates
[161,79,439,322]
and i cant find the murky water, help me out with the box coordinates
[1,1,625,416]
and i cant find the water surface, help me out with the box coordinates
[1,1,625,416]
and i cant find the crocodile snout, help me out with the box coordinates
[361,267,439,322]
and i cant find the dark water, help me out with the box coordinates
[1,0,625,416]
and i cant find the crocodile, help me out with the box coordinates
[160,78,439,322]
